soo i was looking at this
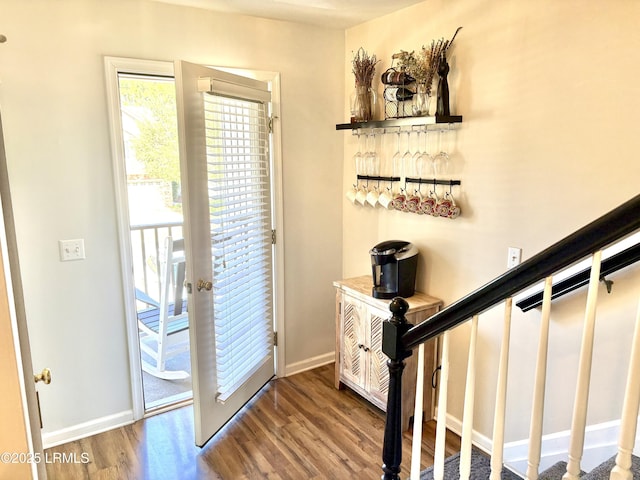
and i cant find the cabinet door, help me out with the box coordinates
[367,307,390,406]
[339,294,366,388]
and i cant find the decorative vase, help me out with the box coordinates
[351,84,376,122]
[412,82,431,117]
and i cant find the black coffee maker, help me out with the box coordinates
[370,240,418,299]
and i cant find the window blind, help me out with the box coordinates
[203,92,274,403]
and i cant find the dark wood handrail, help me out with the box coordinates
[402,193,640,351]
[515,242,640,312]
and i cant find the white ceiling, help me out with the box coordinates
[150,0,425,29]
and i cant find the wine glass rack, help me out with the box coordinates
[338,115,463,186]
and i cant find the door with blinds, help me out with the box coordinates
[175,61,275,447]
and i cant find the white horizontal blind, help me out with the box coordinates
[203,92,274,403]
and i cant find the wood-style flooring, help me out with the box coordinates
[45,364,460,479]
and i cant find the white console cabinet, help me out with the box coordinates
[333,276,442,430]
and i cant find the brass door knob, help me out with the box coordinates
[34,368,51,385]
[197,279,212,292]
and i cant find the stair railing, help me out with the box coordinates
[380,193,640,480]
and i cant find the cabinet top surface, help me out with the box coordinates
[334,276,442,312]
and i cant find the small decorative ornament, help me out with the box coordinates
[437,27,462,117]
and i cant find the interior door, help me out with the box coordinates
[175,61,276,447]
[0,112,47,479]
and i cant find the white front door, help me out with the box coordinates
[175,61,276,446]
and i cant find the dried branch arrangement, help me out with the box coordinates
[394,27,462,95]
[352,47,380,87]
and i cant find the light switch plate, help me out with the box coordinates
[507,247,522,269]
[59,239,85,261]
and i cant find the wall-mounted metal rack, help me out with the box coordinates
[355,176,462,187]
[356,175,401,182]
[405,178,461,186]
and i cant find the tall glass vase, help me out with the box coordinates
[351,84,376,122]
[412,82,431,117]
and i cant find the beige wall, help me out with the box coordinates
[0,0,343,441]
[344,0,640,442]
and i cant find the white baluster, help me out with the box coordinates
[460,315,479,480]
[410,343,426,480]
[610,298,640,480]
[434,330,451,480]
[563,251,603,480]
[490,298,513,480]
[526,275,553,480]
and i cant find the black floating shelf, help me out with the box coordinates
[336,115,463,131]
[515,242,640,312]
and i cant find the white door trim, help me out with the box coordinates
[104,57,286,422]
[104,56,175,420]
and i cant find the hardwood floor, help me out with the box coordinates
[45,364,460,479]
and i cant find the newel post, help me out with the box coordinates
[381,297,413,480]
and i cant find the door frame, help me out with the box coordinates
[103,57,285,420]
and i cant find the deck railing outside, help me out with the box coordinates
[130,221,183,305]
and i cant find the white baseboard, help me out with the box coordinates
[439,410,494,456]
[503,417,640,475]
[285,352,334,377]
[437,410,635,476]
[42,410,134,449]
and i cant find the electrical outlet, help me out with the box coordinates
[507,247,522,269]
[59,239,85,261]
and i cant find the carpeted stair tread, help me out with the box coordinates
[537,461,585,479]
[419,448,522,479]
[583,454,640,480]
[419,451,640,479]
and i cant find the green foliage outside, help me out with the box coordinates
[119,77,180,184]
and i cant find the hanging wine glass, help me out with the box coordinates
[353,130,363,176]
[416,127,431,179]
[391,129,402,183]
[433,125,450,177]
[401,129,413,179]
[365,131,379,176]
[412,129,422,177]
[378,130,389,177]
[372,132,380,176]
